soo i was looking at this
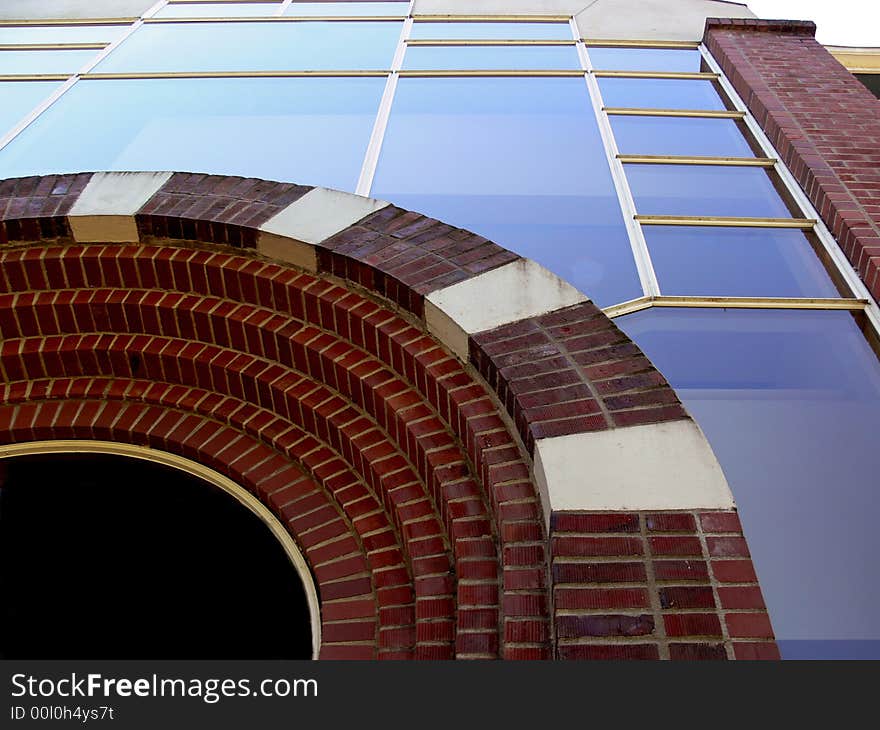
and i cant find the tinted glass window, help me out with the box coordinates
[410,22,571,40]
[402,44,580,70]
[0,81,62,137]
[589,47,703,72]
[612,116,755,157]
[646,226,841,298]
[627,164,793,218]
[618,308,880,659]
[599,77,726,110]
[0,49,97,74]
[0,77,385,192]
[155,3,280,17]
[0,25,126,44]
[93,21,402,72]
[284,2,409,15]
[372,77,641,307]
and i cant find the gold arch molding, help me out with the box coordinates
[0,439,322,659]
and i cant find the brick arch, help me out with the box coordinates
[0,172,777,659]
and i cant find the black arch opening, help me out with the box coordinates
[0,452,313,659]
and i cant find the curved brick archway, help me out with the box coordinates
[0,172,776,659]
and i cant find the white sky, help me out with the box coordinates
[746,0,880,47]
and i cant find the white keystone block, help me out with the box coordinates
[259,187,390,245]
[424,259,588,360]
[534,420,735,527]
[68,171,173,243]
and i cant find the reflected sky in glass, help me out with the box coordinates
[646,226,840,297]
[402,44,580,70]
[372,77,641,306]
[0,77,384,191]
[0,25,126,44]
[93,21,402,72]
[0,49,97,74]
[284,2,409,15]
[599,77,726,110]
[617,308,880,658]
[776,640,880,660]
[0,81,62,138]
[410,22,571,40]
[627,164,793,218]
[589,47,703,73]
[156,2,280,17]
[612,116,755,157]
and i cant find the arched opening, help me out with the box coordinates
[0,445,317,659]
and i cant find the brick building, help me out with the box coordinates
[0,0,877,660]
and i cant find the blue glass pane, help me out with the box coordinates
[617,308,880,658]
[0,49,97,74]
[0,77,385,192]
[93,21,402,72]
[612,116,754,157]
[285,2,408,16]
[0,25,126,43]
[156,3,280,17]
[626,164,793,218]
[646,227,840,297]
[402,44,580,70]
[409,22,571,40]
[588,47,703,72]
[599,77,725,110]
[0,81,62,137]
[372,77,641,307]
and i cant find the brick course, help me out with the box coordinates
[551,510,777,660]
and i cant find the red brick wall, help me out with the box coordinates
[552,510,777,660]
[704,18,880,300]
[470,303,687,456]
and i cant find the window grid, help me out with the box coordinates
[0,8,875,337]
[576,33,875,326]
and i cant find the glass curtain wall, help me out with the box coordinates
[0,0,878,659]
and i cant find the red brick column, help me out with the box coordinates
[551,511,776,660]
[704,18,880,300]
